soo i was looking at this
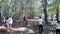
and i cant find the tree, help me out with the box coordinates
[23,0,35,19]
[56,0,59,22]
[42,0,48,24]
[0,6,1,22]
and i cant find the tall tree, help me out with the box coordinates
[42,0,48,24]
[0,6,1,22]
[56,0,59,22]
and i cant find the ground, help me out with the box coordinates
[0,19,56,34]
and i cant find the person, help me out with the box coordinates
[6,17,13,32]
[50,18,55,30]
[8,17,13,29]
[6,17,10,32]
[54,21,60,34]
[38,17,44,34]
[23,16,27,26]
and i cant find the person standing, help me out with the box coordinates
[38,17,44,34]
[8,17,13,29]
[23,16,27,26]
[6,17,10,32]
[50,18,55,30]
[6,17,13,32]
[55,21,60,34]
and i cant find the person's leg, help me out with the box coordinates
[6,22,10,32]
[24,21,26,27]
[39,25,40,34]
[41,25,43,34]
[26,21,28,26]
[6,22,9,29]
[9,24,12,29]
[59,29,60,34]
[56,29,58,34]
[50,24,53,31]
[52,25,54,30]
[40,25,43,34]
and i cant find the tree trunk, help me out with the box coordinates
[0,7,1,25]
[43,0,48,24]
[56,6,59,22]
[0,13,1,22]
[0,7,1,18]
[56,0,59,23]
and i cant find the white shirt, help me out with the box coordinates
[8,18,13,25]
[56,23,60,29]
[54,22,60,29]
[51,21,54,25]
[38,19,44,25]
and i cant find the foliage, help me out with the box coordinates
[0,0,60,19]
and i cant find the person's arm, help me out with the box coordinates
[42,19,45,24]
[54,22,57,25]
[38,19,39,24]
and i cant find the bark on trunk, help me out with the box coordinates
[56,6,59,22]
[44,0,48,24]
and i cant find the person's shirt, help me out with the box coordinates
[50,20,55,25]
[8,18,13,25]
[51,21,54,25]
[38,18,44,25]
[55,23,60,29]
[50,18,57,24]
